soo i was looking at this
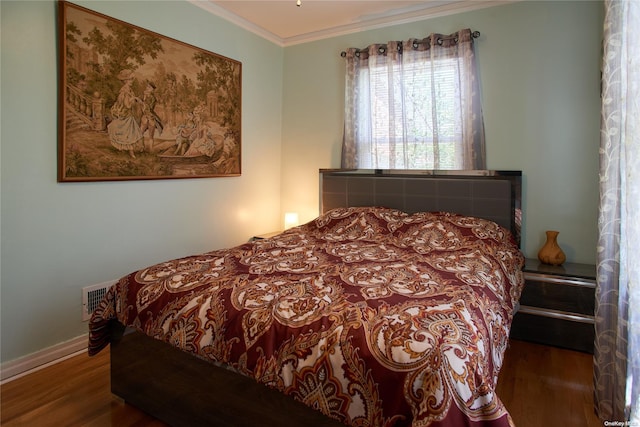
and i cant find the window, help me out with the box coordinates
[341,30,485,171]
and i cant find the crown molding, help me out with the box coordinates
[189,1,285,45]
[190,1,516,48]
[284,1,514,46]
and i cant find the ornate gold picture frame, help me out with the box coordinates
[58,1,242,181]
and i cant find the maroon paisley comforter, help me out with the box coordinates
[89,207,524,427]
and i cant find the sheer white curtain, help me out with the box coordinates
[341,29,485,170]
[595,0,640,422]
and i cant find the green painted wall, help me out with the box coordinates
[281,1,603,265]
[1,0,284,363]
[1,0,603,364]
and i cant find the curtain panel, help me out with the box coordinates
[596,0,640,422]
[341,29,485,170]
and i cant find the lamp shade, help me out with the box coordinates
[284,212,299,229]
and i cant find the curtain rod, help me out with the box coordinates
[340,30,480,58]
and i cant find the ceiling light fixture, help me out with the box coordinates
[296,0,301,6]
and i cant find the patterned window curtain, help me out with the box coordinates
[596,0,640,422]
[341,29,485,170]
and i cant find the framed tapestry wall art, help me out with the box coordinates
[57,1,242,182]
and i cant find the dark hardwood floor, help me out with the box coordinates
[1,339,601,426]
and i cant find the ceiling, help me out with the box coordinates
[191,1,512,46]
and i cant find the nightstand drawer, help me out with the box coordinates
[516,258,597,353]
[521,272,595,316]
[510,308,595,353]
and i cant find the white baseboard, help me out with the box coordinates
[0,334,88,383]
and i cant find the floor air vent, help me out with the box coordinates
[82,281,114,321]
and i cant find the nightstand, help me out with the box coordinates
[250,231,282,241]
[509,258,596,353]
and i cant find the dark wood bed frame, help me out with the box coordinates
[109,169,522,426]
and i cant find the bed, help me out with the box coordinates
[89,169,524,427]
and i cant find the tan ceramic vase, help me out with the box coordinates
[537,230,566,266]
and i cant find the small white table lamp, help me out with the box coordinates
[284,212,299,229]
